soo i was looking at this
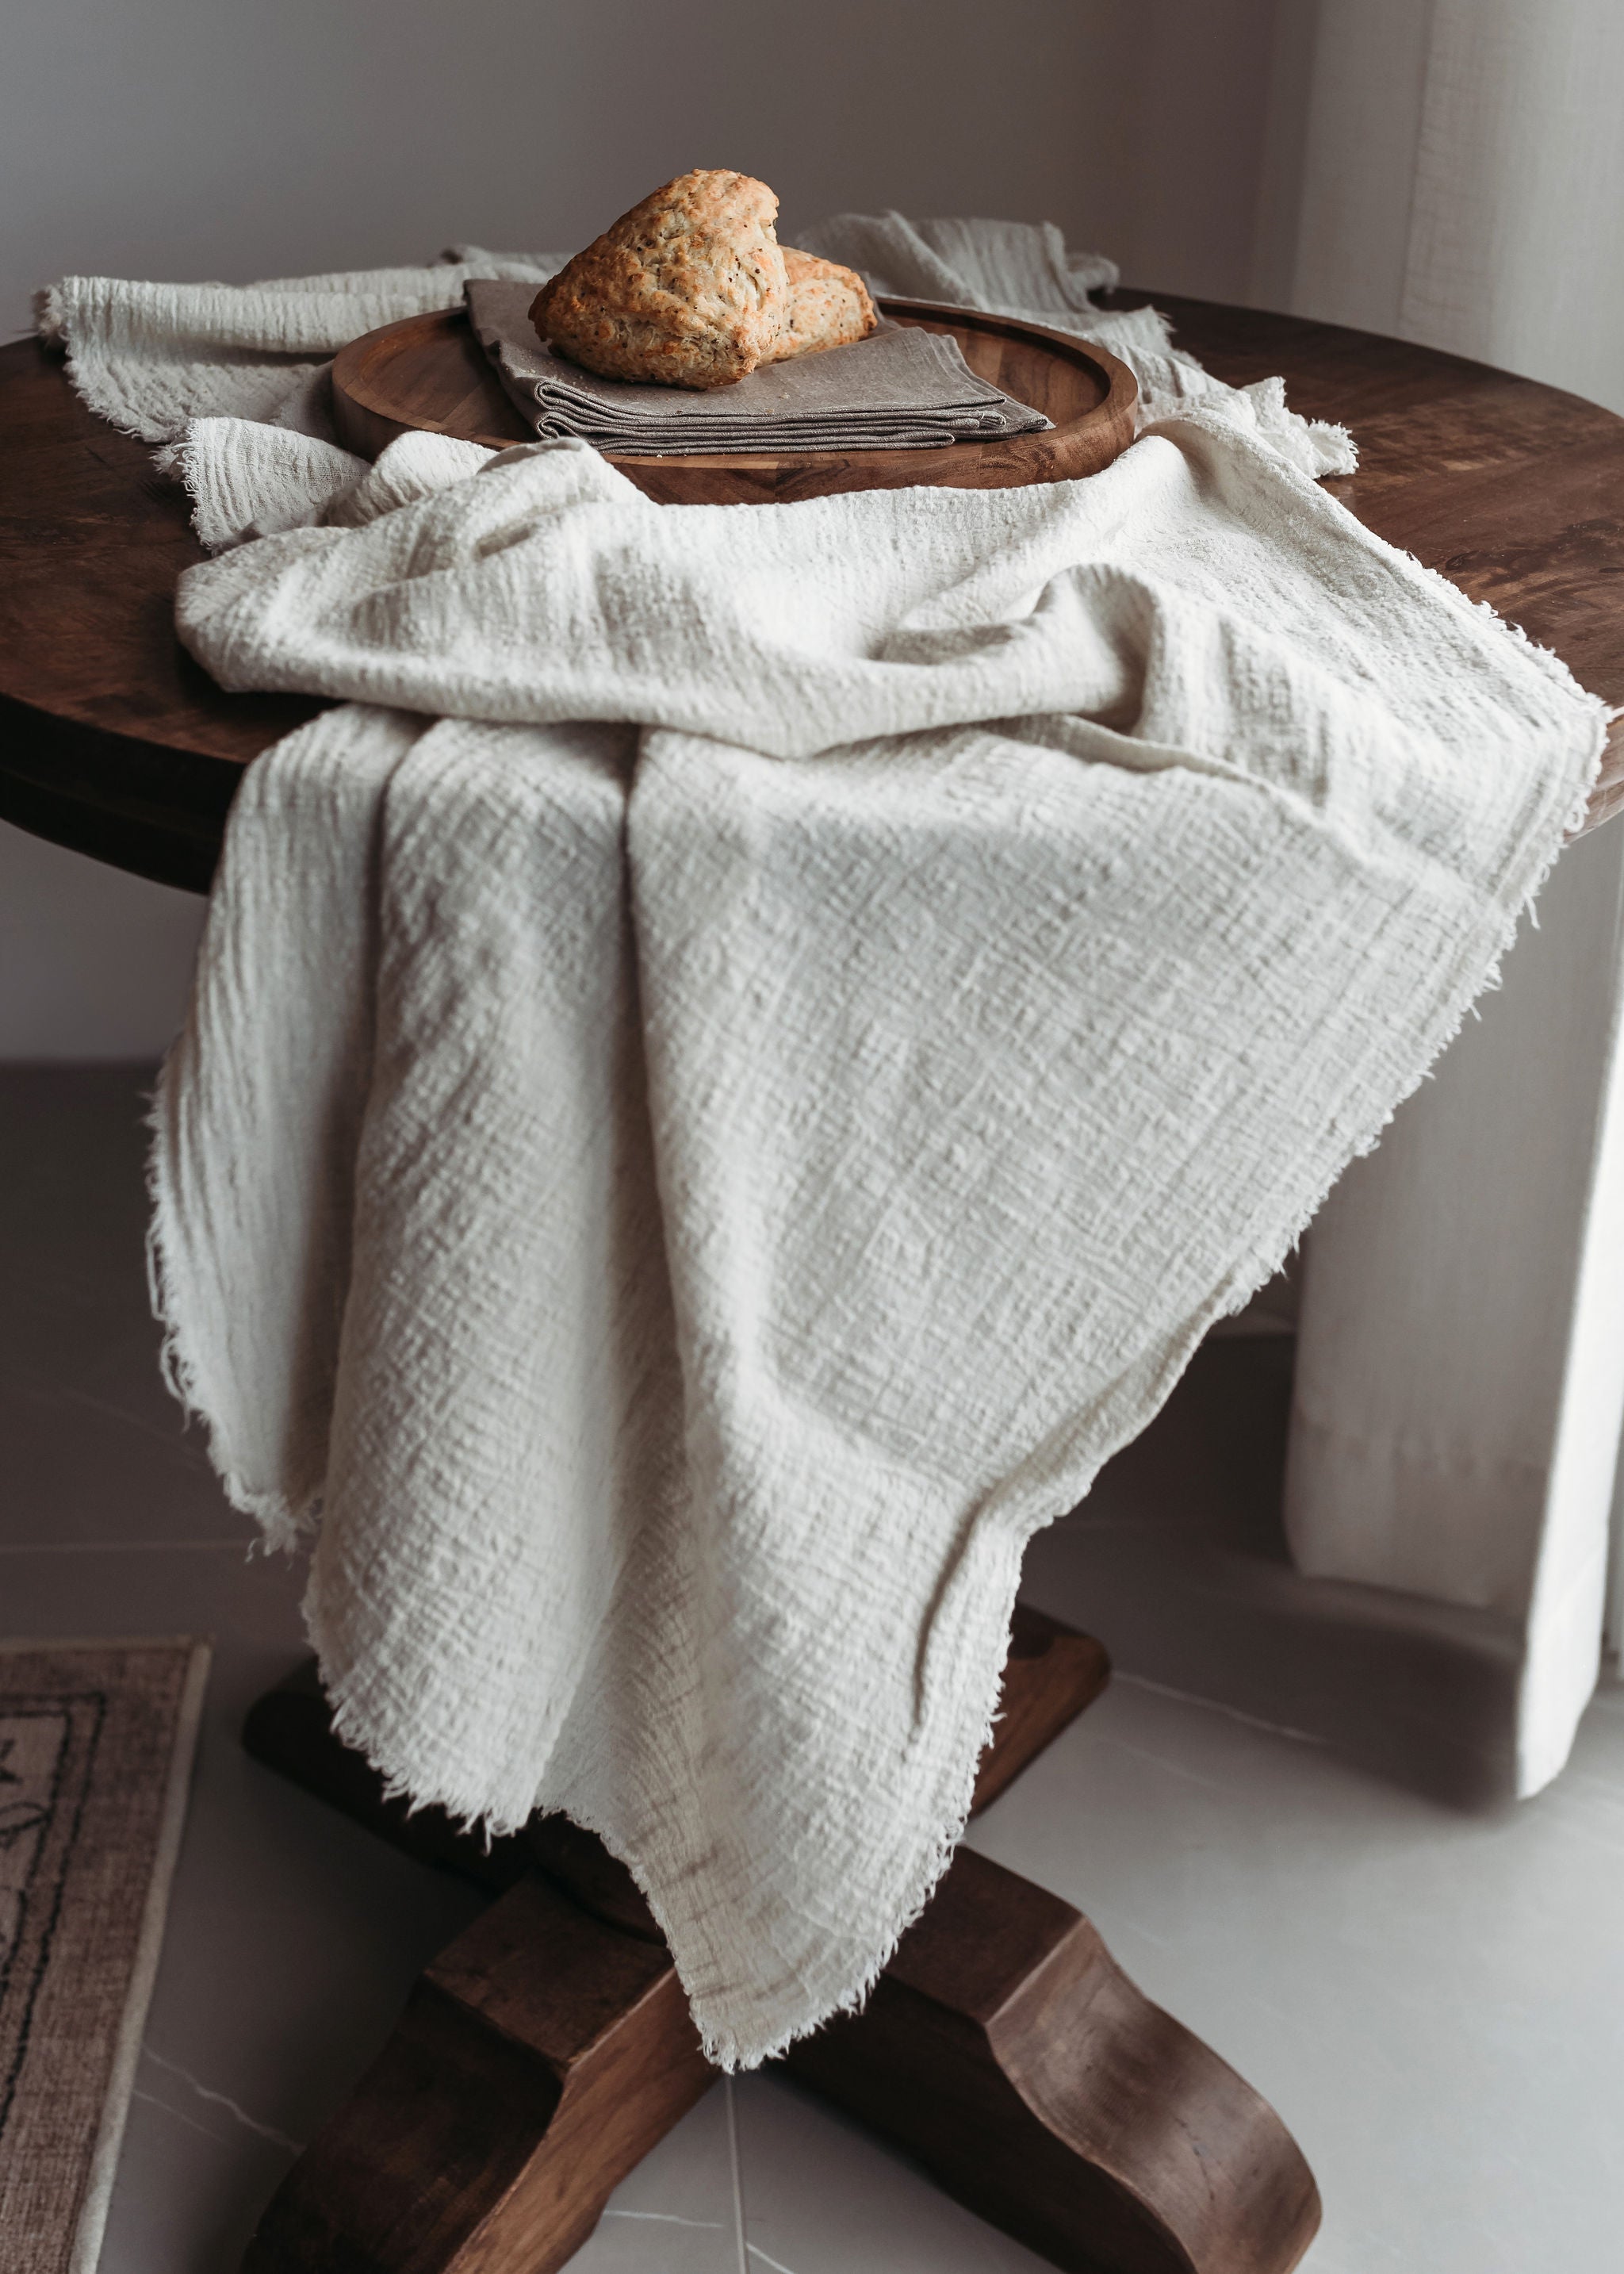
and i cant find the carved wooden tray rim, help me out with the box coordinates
[331,298,1139,505]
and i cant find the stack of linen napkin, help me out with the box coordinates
[466,278,1051,454]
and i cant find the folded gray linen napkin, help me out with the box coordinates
[465,278,1051,454]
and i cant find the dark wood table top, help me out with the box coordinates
[3,292,1621,895]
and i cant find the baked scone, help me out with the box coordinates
[765,247,879,362]
[531,170,790,390]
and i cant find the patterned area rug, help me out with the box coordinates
[0,1639,208,2274]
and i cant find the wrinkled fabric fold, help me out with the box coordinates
[151,416,1606,2068]
[67,217,1602,2065]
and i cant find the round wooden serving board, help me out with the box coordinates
[331,298,1138,506]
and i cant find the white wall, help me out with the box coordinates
[2,0,1286,1060]
[1258,0,1624,416]
[3,0,1289,332]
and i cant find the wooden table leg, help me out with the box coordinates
[239,1613,1318,2273]
[784,1846,1320,2274]
[242,1869,710,2274]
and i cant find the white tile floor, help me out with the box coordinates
[6,1065,1623,2274]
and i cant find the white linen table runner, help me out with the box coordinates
[42,218,1608,2067]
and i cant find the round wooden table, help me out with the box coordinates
[3,290,1622,896]
[15,293,1613,2274]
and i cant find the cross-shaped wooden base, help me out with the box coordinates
[236,1612,1320,2273]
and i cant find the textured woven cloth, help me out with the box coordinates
[467,279,1049,451]
[42,220,1607,2069]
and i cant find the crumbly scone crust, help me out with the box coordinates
[764,248,879,362]
[532,169,790,390]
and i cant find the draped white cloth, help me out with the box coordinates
[1267,2,1624,1792]
[46,218,1608,2058]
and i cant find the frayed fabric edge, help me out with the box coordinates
[142,1054,311,1558]
[1304,416,1358,477]
[32,284,163,447]
[33,283,66,347]
[150,428,217,546]
[297,1520,1025,2075]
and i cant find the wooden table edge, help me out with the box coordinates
[4,300,1622,892]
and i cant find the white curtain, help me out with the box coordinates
[1264,0,1624,1793]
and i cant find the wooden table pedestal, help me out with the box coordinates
[236,1612,1320,2274]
